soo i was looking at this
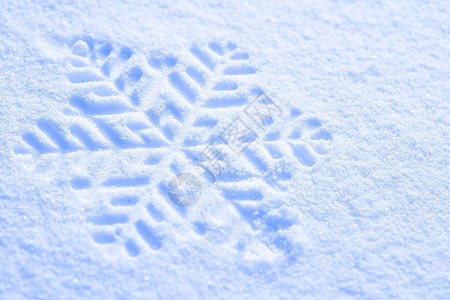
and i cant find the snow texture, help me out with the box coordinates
[0,0,449,299]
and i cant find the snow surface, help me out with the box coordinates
[0,0,449,299]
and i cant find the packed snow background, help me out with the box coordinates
[0,0,449,298]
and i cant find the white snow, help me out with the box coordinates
[0,0,449,298]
